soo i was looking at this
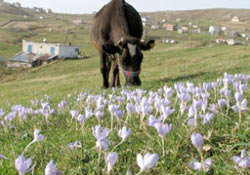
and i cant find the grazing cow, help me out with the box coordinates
[90,0,155,88]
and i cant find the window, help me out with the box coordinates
[27,44,32,53]
[50,47,55,54]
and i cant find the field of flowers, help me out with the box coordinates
[0,72,250,175]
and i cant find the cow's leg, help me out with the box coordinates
[100,52,109,88]
[110,62,120,87]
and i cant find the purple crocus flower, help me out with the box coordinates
[233,149,250,169]
[118,126,131,142]
[148,115,162,127]
[154,123,172,138]
[45,160,62,175]
[136,153,159,175]
[92,125,109,150]
[190,158,212,172]
[105,152,118,174]
[218,99,227,109]
[15,154,34,175]
[70,110,79,119]
[191,132,203,151]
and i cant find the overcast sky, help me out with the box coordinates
[5,0,250,14]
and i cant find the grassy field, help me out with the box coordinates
[0,43,250,107]
[0,6,250,175]
[0,42,250,174]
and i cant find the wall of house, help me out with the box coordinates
[58,45,80,58]
[22,40,60,55]
[7,62,32,69]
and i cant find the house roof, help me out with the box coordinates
[23,40,81,48]
[0,56,5,63]
[8,52,58,63]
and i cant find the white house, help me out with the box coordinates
[8,41,81,69]
[141,16,151,26]
[227,39,236,46]
[22,40,80,58]
[232,16,240,23]
[72,19,84,25]
[13,2,21,7]
[221,27,227,32]
[209,26,220,35]
[45,8,52,14]
[151,24,160,30]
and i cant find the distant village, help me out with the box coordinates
[141,15,250,46]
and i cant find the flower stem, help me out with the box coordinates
[136,170,143,175]
[239,109,242,126]
[98,147,102,165]
[111,115,114,131]
[194,109,198,129]
[162,136,165,156]
[24,140,35,153]
[198,150,206,172]
[112,141,123,152]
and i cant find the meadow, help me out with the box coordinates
[0,41,250,174]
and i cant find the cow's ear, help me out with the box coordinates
[141,40,155,50]
[102,44,121,54]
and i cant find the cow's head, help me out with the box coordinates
[102,38,155,86]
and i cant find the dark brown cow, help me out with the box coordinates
[90,0,155,88]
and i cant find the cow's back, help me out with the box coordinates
[90,0,143,50]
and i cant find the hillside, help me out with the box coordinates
[143,8,250,23]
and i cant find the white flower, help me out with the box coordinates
[15,154,34,175]
[70,110,79,119]
[232,99,248,112]
[92,125,109,150]
[148,115,162,127]
[136,153,158,174]
[126,103,135,114]
[45,160,62,175]
[95,110,104,121]
[33,129,44,142]
[104,152,118,173]
[160,106,174,122]
[191,132,203,151]
[154,123,172,138]
[218,99,227,109]
[190,158,212,172]
[77,114,86,125]
[200,113,214,124]
[118,126,131,142]
[233,149,250,168]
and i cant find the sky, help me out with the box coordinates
[5,0,250,14]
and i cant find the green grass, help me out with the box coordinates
[1,44,250,107]
[0,43,250,174]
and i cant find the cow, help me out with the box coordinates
[90,0,155,88]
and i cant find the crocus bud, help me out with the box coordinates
[33,129,44,142]
[234,92,242,102]
[191,132,203,151]
[15,154,34,175]
[118,126,131,142]
[136,153,159,173]
[45,160,62,175]
[105,152,118,173]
